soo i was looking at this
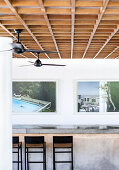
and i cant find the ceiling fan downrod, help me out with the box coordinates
[14,29,23,43]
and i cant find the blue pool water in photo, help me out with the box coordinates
[12,98,42,112]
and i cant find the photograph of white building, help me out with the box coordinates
[77,82,99,112]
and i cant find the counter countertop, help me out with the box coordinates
[12,125,119,134]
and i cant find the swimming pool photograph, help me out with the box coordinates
[12,81,56,113]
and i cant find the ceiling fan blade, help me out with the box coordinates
[42,64,66,66]
[10,43,21,48]
[28,61,34,63]
[0,49,13,52]
[19,64,34,67]
[10,43,16,48]
[25,49,57,54]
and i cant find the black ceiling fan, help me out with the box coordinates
[9,29,66,67]
[20,52,66,67]
[11,29,58,55]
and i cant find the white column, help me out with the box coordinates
[0,37,12,170]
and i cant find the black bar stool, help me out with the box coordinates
[25,136,46,170]
[12,136,22,170]
[53,136,73,170]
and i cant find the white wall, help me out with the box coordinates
[12,59,119,126]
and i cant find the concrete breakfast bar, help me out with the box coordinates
[13,125,119,170]
[13,125,119,134]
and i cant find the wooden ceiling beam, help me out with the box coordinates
[4,0,50,59]
[12,0,39,7]
[0,0,39,7]
[104,46,119,59]
[38,0,61,58]
[44,1,71,7]
[102,15,119,20]
[82,0,110,59]
[0,0,104,8]
[105,9,119,15]
[3,7,119,15]
[1,0,119,59]
[76,1,103,7]
[93,24,119,59]
[115,55,119,59]
[44,0,103,7]
[17,8,42,14]
[71,0,75,59]
[76,9,99,15]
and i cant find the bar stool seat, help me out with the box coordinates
[53,136,73,170]
[25,136,46,170]
[12,136,22,170]
[26,144,44,148]
[54,143,72,148]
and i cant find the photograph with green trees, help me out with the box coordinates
[104,81,119,112]
[77,81,119,113]
[12,81,56,113]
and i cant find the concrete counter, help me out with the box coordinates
[13,125,119,134]
[12,125,119,170]
[12,132,119,170]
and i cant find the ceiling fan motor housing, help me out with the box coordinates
[13,43,25,54]
[34,59,42,67]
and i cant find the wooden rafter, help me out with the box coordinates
[4,0,50,59]
[38,0,61,58]
[115,55,119,59]
[0,22,15,38]
[1,0,119,59]
[104,46,119,59]
[71,0,75,59]
[93,24,119,59]
[82,0,110,59]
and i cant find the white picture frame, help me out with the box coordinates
[74,80,119,115]
[12,80,58,115]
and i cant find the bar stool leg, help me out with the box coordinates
[71,146,73,170]
[18,144,19,170]
[53,146,55,170]
[27,148,29,170]
[43,145,46,170]
[25,146,26,170]
[43,146,45,170]
[45,146,46,170]
[21,144,22,170]
[18,144,20,170]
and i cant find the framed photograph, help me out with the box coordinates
[76,80,119,114]
[77,81,100,113]
[12,81,56,113]
[100,81,119,112]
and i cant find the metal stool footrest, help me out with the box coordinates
[53,136,73,170]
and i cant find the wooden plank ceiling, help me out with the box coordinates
[0,0,119,59]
